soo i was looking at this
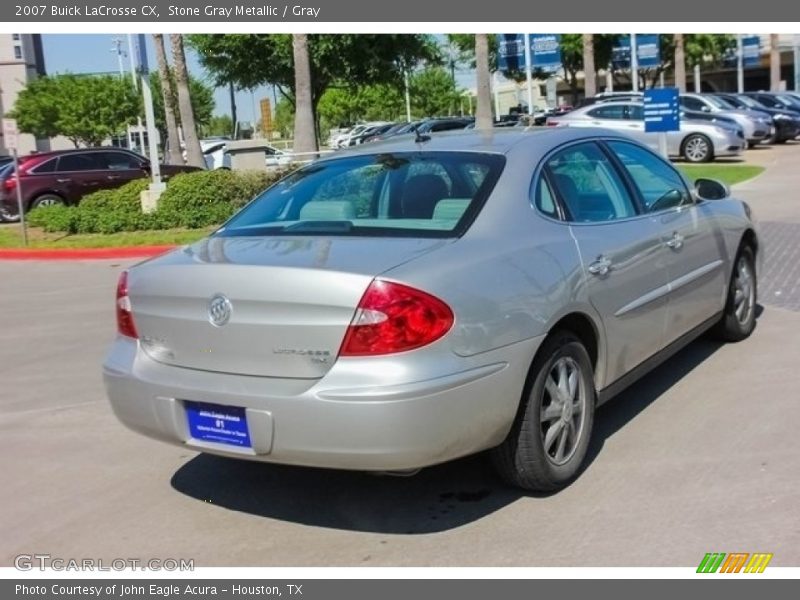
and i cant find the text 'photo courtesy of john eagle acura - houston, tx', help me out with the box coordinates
[103,128,760,492]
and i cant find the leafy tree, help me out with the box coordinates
[560,34,618,102]
[187,34,440,136]
[202,115,234,138]
[274,97,295,138]
[410,67,463,118]
[9,74,138,147]
[149,71,214,140]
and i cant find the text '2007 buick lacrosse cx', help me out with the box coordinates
[103,128,760,492]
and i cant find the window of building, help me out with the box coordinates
[12,34,21,41]
[14,45,23,60]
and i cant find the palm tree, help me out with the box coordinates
[292,34,317,154]
[674,34,687,93]
[770,34,781,91]
[582,34,596,98]
[474,34,492,129]
[152,34,182,165]
[169,34,204,168]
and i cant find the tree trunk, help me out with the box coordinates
[169,34,204,169]
[292,34,318,154]
[582,34,596,98]
[153,34,183,165]
[770,34,781,91]
[674,34,687,93]
[475,34,493,129]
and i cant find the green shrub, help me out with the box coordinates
[25,169,284,234]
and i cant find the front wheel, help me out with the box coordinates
[683,134,713,163]
[712,246,757,342]
[491,331,596,492]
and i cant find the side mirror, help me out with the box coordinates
[695,178,730,200]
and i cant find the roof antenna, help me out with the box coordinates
[413,124,431,144]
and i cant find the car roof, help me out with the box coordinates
[317,127,631,159]
[19,147,141,161]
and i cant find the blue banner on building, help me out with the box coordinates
[612,35,632,69]
[530,34,562,73]
[742,36,761,68]
[612,35,661,69]
[636,34,661,68]
[497,34,525,71]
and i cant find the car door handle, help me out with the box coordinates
[56,178,71,183]
[107,175,122,180]
[666,232,685,250]
[588,256,612,276]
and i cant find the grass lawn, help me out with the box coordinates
[678,164,764,187]
[0,226,212,249]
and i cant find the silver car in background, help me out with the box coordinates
[104,129,760,492]
[679,93,773,147]
[547,101,744,162]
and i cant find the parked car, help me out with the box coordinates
[0,147,200,222]
[347,122,395,146]
[714,93,800,143]
[743,91,800,114]
[334,122,389,148]
[415,117,474,134]
[546,101,744,162]
[104,128,760,492]
[679,93,772,147]
[201,141,231,170]
[366,121,424,143]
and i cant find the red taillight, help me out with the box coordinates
[3,178,15,191]
[116,271,138,339]
[339,280,454,356]
[546,119,559,127]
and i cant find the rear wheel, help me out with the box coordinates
[683,134,713,163]
[491,331,595,492]
[30,194,65,210]
[0,204,20,223]
[712,245,757,342]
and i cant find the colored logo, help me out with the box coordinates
[697,552,773,573]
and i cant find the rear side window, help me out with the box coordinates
[546,142,637,222]
[217,152,505,238]
[588,105,626,120]
[30,158,57,173]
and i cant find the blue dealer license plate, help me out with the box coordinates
[185,401,251,448]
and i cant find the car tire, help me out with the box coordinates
[491,331,596,492]
[712,245,757,342]
[682,134,713,163]
[0,204,20,223]
[30,194,65,210]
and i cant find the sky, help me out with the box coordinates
[40,34,477,125]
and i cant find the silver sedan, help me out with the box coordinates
[547,101,745,162]
[104,129,760,491]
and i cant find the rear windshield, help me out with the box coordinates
[216,152,505,238]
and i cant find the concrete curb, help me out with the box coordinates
[0,245,177,261]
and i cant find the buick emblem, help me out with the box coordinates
[208,294,233,327]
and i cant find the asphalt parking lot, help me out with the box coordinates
[2,143,800,567]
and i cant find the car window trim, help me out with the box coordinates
[530,136,692,226]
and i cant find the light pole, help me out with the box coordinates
[794,34,800,92]
[630,33,639,92]
[737,34,744,93]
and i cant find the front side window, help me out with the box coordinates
[607,141,691,212]
[545,142,637,222]
[104,152,141,170]
[216,152,505,238]
[681,97,706,112]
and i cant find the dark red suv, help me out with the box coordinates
[0,147,200,222]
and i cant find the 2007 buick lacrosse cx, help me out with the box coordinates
[104,128,760,491]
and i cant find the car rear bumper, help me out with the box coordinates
[103,336,540,471]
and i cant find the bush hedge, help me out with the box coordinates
[27,169,284,235]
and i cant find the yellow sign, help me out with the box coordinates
[260,98,272,139]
